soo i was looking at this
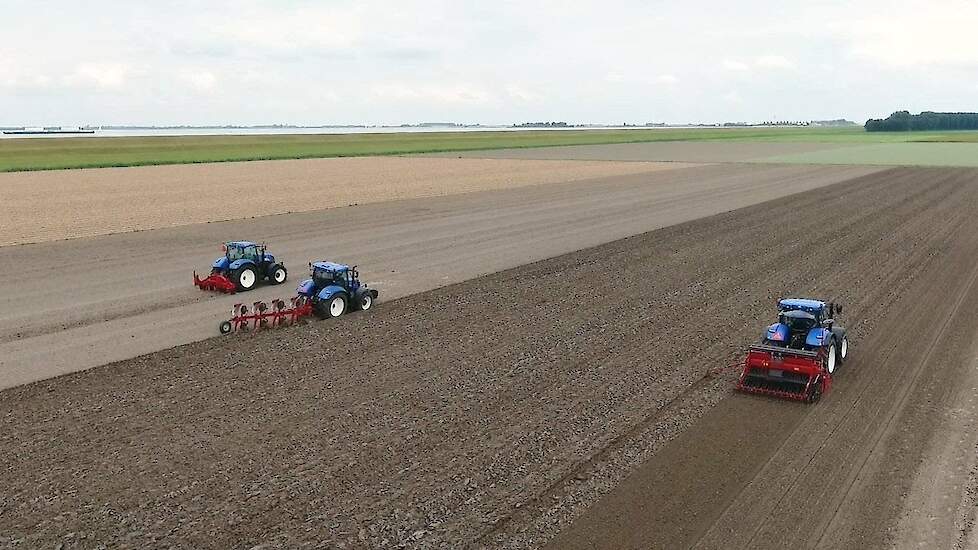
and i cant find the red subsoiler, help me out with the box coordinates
[219,296,313,334]
[735,344,831,403]
[194,271,237,294]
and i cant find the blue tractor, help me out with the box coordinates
[196,241,288,293]
[296,261,379,319]
[762,298,849,375]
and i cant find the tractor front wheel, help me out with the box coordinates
[838,336,849,365]
[268,264,288,285]
[233,266,258,291]
[315,294,347,319]
[359,292,373,311]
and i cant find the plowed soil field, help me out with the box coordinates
[0,157,690,246]
[3,167,978,549]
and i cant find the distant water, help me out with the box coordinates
[0,125,682,139]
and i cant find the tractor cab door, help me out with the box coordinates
[241,245,260,263]
[348,267,361,292]
[335,270,351,290]
[238,245,262,275]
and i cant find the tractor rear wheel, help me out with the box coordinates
[233,266,258,291]
[315,294,347,319]
[268,264,288,285]
[825,342,838,374]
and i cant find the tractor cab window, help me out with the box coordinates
[313,269,331,284]
[226,245,259,262]
[780,312,816,332]
[314,269,347,286]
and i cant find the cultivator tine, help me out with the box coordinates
[254,301,268,330]
[271,299,286,327]
[194,270,237,294]
[737,374,810,401]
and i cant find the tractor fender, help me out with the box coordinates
[296,279,316,297]
[316,285,348,302]
[228,258,257,272]
[355,287,379,300]
[830,326,847,341]
[806,327,832,347]
[765,323,788,342]
[212,257,231,271]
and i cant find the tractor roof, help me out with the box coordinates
[778,298,825,313]
[312,261,350,272]
[226,240,258,248]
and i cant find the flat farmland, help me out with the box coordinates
[0,156,692,246]
[5,127,978,172]
[4,135,978,549]
[434,141,853,163]
[444,140,978,167]
[0,162,876,389]
[3,166,978,549]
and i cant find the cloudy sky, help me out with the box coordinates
[1,0,975,126]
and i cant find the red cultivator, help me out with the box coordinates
[194,271,237,294]
[219,296,313,334]
[736,344,831,403]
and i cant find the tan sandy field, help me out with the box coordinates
[0,156,694,246]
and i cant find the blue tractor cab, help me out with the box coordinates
[208,241,288,292]
[764,298,849,373]
[296,261,378,319]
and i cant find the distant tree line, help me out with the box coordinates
[512,121,569,128]
[865,111,978,131]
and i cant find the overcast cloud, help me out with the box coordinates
[1,0,976,126]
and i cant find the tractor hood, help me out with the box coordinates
[212,257,230,270]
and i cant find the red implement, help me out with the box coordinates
[219,296,313,334]
[736,344,831,403]
[194,271,237,293]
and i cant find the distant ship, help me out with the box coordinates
[3,126,97,135]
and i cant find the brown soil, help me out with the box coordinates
[2,167,977,549]
[0,163,875,390]
[0,157,692,246]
